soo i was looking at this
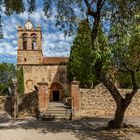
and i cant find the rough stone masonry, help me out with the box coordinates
[75,84,140,118]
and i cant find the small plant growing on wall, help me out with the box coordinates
[64,88,70,97]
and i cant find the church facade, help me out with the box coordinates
[17,20,69,103]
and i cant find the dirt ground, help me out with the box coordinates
[0,111,140,140]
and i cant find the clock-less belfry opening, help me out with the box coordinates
[31,33,37,50]
[22,33,28,50]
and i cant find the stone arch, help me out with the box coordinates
[31,33,37,50]
[22,33,28,50]
[50,82,64,101]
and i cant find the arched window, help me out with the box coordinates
[22,33,28,50]
[31,33,37,50]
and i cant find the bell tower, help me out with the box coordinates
[17,20,43,65]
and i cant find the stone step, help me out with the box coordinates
[45,113,71,117]
[40,102,72,120]
[48,102,70,107]
[43,109,72,120]
[43,113,72,120]
[48,105,70,109]
[46,110,72,115]
[42,115,71,120]
[47,107,71,110]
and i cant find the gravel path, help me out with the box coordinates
[0,129,78,140]
[0,111,140,140]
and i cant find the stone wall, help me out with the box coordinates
[23,65,68,93]
[17,50,43,65]
[75,84,140,118]
[18,90,39,118]
[0,96,6,110]
[0,90,39,118]
[0,96,14,116]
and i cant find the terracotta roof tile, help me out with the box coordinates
[42,57,69,65]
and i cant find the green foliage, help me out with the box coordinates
[64,88,70,97]
[27,0,37,13]
[4,0,25,15]
[67,19,98,88]
[94,27,111,72]
[0,0,139,89]
[0,15,3,39]
[17,66,24,95]
[0,0,36,38]
[0,0,139,37]
[110,13,140,68]
[43,0,83,35]
[116,71,140,88]
[109,13,140,87]
[115,32,140,88]
[108,0,139,29]
[124,33,140,70]
[116,71,132,88]
[0,63,16,95]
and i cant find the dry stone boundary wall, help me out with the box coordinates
[0,96,6,110]
[1,83,140,118]
[76,84,140,118]
[0,90,39,118]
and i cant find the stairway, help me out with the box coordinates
[42,102,72,120]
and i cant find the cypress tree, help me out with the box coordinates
[17,66,24,95]
[67,19,97,88]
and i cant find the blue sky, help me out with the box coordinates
[0,2,75,64]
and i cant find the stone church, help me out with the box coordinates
[17,20,69,105]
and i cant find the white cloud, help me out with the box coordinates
[0,42,17,56]
[0,8,76,63]
[42,31,74,57]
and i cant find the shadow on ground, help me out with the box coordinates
[1,115,139,140]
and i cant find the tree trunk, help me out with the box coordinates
[113,104,126,128]
[13,92,18,120]
[11,81,18,120]
[108,97,132,129]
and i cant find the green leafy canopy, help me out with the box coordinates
[0,63,16,95]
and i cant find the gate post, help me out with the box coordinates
[71,80,81,117]
[37,82,48,112]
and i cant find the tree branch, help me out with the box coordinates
[123,71,138,108]
[97,0,106,11]
[95,61,122,105]
[122,62,138,98]
[84,0,90,7]
[122,62,132,72]
[84,0,96,17]
[102,77,123,106]
[91,0,106,41]
[130,71,138,97]
[100,0,106,9]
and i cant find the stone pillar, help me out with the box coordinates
[37,82,49,112]
[36,25,42,50]
[71,80,81,112]
[17,25,22,50]
[28,36,32,50]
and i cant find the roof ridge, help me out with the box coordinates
[42,57,69,65]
